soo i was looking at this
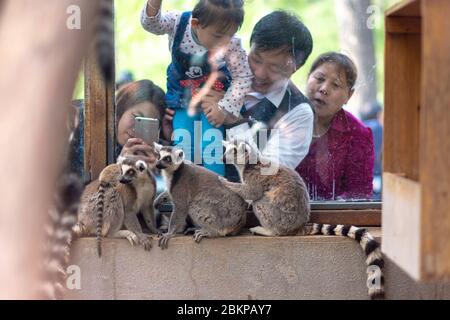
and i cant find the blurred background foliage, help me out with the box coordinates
[74,0,402,103]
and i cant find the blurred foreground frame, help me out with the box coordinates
[0,0,98,299]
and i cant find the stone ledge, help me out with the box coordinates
[67,229,450,300]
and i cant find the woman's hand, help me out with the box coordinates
[120,138,157,165]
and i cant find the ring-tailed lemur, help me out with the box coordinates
[221,139,384,300]
[39,0,113,297]
[74,156,157,257]
[39,173,83,300]
[96,0,114,82]
[309,223,385,299]
[39,103,84,299]
[153,143,248,249]
[220,139,310,236]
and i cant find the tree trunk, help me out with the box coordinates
[335,0,378,117]
[0,0,97,299]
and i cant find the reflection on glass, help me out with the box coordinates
[115,79,167,193]
[296,52,378,202]
[110,0,396,202]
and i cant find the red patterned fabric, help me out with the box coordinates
[296,109,374,200]
[180,76,225,98]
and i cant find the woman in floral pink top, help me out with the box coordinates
[296,52,374,200]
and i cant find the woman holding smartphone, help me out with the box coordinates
[116,79,168,164]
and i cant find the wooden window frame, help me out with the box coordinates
[83,0,381,228]
[383,0,450,281]
[83,2,116,182]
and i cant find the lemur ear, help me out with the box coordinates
[116,155,126,164]
[174,149,185,164]
[244,143,252,155]
[153,142,163,153]
[136,160,147,172]
[237,142,246,153]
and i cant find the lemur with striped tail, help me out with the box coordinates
[220,139,310,236]
[153,143,248,249]
[38,101,84,300]
[221,139,384,300]
[309,223,385,299]
[74,156,157,257]
[39,173,83,300]
[95,0,114,82]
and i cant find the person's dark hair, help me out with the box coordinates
[250,10,313,69]
[116,79,166,122]
[309,52,358,91]
[360,101,382,121]
[192,0,244,31]
[116,70,134,90]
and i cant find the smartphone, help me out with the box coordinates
[134,117,160,145]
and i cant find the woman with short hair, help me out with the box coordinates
[297,52,374,200]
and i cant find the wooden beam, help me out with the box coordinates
[386,16,421,34]
[244,209,381,228]
[384,21,421,180]
[309,210,381,226]
[382,173,421,279]
[384,0,450,281]
[420,0,450,280]
[386,0,420,18]
[84,1,115,181]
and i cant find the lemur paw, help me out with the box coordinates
[125,232,139,247]
[158,233,174,250]
[184,226,200,235]
[193,229,210,243]
[138,234,153,251]
[218,176,228,183]
[72,223,84,237]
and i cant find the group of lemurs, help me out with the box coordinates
[43,134,385,300]
[40,0,384,300]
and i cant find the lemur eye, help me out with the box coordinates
[126,169,136,176]
[163,156,172,163]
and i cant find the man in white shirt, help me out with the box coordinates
[163,10,313,174]
[199,10,314,171]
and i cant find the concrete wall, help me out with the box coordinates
[66,231,450,300]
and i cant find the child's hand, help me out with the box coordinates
[203,103,226,128]
[196,88,226,127]
[162,108,175,141]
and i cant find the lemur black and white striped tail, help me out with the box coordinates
[96,0,114,82]
[40,173,83,300]
[309,223,385,300]
[96,182,108,258]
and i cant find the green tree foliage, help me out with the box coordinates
[74,0,402,100]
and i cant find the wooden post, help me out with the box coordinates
[84,1,115,182]
[383,0,450,281]
[0,0,98,299]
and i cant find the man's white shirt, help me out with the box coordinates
[226,80,314,170]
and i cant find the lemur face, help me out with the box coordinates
[222,140,253,165]
[153,143,184,171]
[119,159,148,184]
